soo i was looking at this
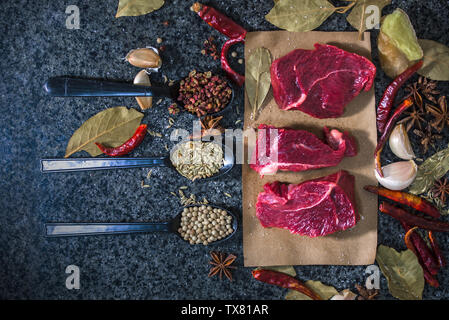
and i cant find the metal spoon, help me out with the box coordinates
[43,74,235,117]
[45,205,238,245]
[40,141,234,180]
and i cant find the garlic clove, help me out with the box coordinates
[389,123,415,160]
[126,47,162,70]
[133,70,152,110]
[374,160,417,190]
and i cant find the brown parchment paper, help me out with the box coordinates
[242,31,378,266]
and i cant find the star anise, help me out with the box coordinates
[418,76,440,104]
[208,251,237,281]
[426,96,448,133]
[431,178,449,204]
[404,82,424,110]
[398,105,427,131]
[413,124,442,154]
[355,284,379,300]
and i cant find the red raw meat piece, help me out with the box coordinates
[270,43,376,118]
[250,124,357,176]
[256,170,359,237]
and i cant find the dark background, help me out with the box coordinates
[1,0,448,299]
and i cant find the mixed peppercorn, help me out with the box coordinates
[178,70,232,117]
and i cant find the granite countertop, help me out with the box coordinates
[1,0,448,299]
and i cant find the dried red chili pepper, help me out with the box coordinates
[376,60,423,133]
[404,227,440,287]
[364,185,441,218]
[95,124,147,157]
[221,37,245,86]
[428,231,447,268]
[191,2,246,87]
[374,97,414,177]
[252,269,322,300]
[379,201,449,232]
[402,224,440,276]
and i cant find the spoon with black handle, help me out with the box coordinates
[43,75,234,117]
[40,142,234,180]
[45,205,238,245]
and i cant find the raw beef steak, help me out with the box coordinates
[250,124,357,176]
[256,170,359,237]
[270,43,376,118]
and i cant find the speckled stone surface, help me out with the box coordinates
[0,0,448,300]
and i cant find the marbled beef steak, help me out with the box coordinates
[270,43,376,118]
[250,124,357,176]
[256,170,359,237]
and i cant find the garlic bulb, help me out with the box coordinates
[389,124,415,160]
[374,160,417,190]
[133,70,153,110]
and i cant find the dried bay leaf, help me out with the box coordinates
[285,280,338,300]
[376,245,424,300]
[65,107,144,158]
[265,0,335,32]
[245,47,272,119]
[115,0,164,18]
[346,0,391,40]
[417,39,449,81]
[408,144,449,195]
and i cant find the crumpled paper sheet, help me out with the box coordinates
[242,31,378,266]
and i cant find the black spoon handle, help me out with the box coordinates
[45,222,171,237]
[43,77,172,97]
[41,157,167,173]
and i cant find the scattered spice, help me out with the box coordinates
[413,124,442,154]
[170,141,224,181]
[201,36,219,60]
[431,178,449,204]
[208,251,237,281]
[178,70,232,116]
[166,117,175,129]
[224,192,232,198]
[179,207,234,246]
[158,45,166,52]
[162,20,169,26]
[355,284,379,300]
[398,105,427,131]
[147,129,162,138]
[426,96,448,133]
[95,124,147,157]
[140,180,150,188]
[190,116,224,139]
[168,103,180,115]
